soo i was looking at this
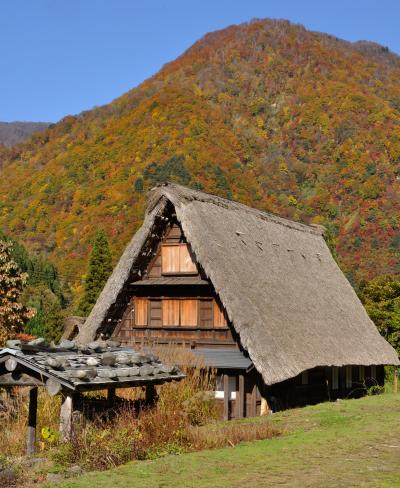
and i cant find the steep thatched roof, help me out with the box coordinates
[78,183,399,385]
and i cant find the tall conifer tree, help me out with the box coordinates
[78,230,112,316]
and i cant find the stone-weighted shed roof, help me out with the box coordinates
[0,338,184,393]
[78,183,399,385]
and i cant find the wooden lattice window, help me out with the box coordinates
[149,299,162,327]
[135,298,148,326]
[162,300,180,326]
[199,299,213,327]
[180,299,198,326]
[213,300,227,328]
[132,297,227,328]
[161,244,197,274]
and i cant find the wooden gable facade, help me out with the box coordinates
[110,220,265,419]
[113,222,235,347]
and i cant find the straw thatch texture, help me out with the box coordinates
[78,183,399,385]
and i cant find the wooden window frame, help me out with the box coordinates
[161,243,197,275]
[180,299,198,326]
[131,296,228,329]
[149,298,162,327]
[134,298,148,326]
[162,299,180,326]
[213,299,227,328]
[199,298,214,327]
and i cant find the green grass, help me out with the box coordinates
[57,394,400,488]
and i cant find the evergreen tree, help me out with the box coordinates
[0,240,35,345]
[25,286,65,343]
[78,230,112,316]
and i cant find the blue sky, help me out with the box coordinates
[0,0,398,122]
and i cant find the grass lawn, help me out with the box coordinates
[57,393,400,488]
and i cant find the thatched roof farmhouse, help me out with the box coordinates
[77,183,399,417]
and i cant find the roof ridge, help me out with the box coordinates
[150,183,324,236]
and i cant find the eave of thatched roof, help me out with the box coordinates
[78,183,399,384]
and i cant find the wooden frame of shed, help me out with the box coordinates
[0,342,184,454]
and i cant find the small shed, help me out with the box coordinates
[0,338,184,454]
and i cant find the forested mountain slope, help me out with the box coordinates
[0,121,50,147]
[0,19,399,291]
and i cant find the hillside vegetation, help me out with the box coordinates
[0,19,400,292]
[0,121,49,147]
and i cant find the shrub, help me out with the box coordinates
[1,346,281,472]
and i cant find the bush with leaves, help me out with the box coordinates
[359,275,400,355]
[0,240,35,345]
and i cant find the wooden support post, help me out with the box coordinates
[145,384,156,406]
[394,368,398,394]
[251,382,257,417]
[223,374,229,421]
[108,387,116,405]
[26,387,38,455]
[260,397,271,416]
[60,391,74,442]
[237,374,244,419]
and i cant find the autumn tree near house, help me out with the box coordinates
[0,240,35,345]
[78,230,112,316]
[0,231,68,342]
[359,275,400,354]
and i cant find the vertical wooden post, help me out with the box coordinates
[223,374,229,421]
[27,387,38,455]
[145,384,156,406]
[108,387,116,405]
[237,374,244,419]
[251,382,257,417]
[60,391,74,442]
[394,368,398,394]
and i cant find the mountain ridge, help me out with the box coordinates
[0,121,50,147]
[0,18,399,293]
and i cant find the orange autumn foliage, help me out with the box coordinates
[0,19,399,295]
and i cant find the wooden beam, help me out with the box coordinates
[0,372,42,386]
[145,384,156,406]
[237,374,244,419]
[59,392,74,442]
[223,374,229,421]
[27,387,38,455]
[251,382,257,417]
